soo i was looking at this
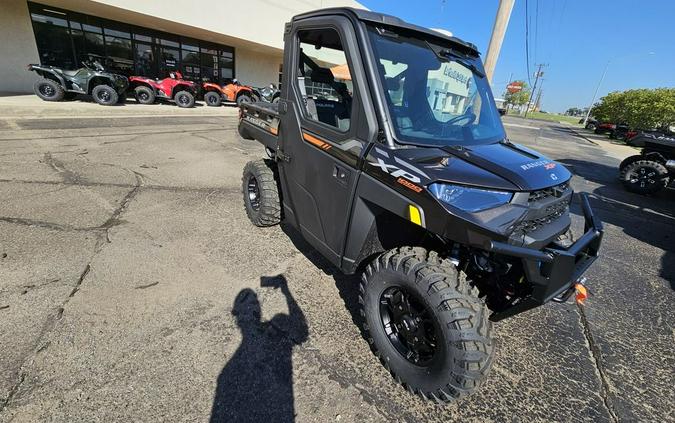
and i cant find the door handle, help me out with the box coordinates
[333,164,350,186]
[278,100,287,115]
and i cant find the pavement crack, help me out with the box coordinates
[0,371,26,413]
[43,152,83,184]
[577,305,619,423]
[100,172,143,239]
[68,264,91,298]
[0,216,103,233]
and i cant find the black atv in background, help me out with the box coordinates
[620,131,675,194]
[27,59,128,106]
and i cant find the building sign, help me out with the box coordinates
[507,82,523,93]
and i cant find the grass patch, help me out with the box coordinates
[507,110,582,126]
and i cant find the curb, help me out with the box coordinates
[566,127,599,146]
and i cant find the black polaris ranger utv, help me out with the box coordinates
[238,8,603,402]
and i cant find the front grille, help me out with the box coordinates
[528,181,569,203]
[514,201,568,233]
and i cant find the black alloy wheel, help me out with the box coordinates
[620,159,670,194]
[379,286,438,366]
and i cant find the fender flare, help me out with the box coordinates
[35,69,66,88]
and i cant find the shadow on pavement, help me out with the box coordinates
[560,158,675,289]
[280,224,368,341]
[210,275,308,423]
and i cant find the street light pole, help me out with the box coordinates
[581,52,655,127]
[484,0,516,83]
[581,61,609,127]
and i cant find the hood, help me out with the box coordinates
[396,141,571,191]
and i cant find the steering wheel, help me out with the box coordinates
[444,111,476,126]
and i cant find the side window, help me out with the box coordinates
[296,28,353,132]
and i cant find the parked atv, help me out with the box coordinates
[256,84,281,104]
[620,131,675,194]
[27,60,128,106]
[202,79,258,107]
[238,7,603,403]
[129,71,197,108]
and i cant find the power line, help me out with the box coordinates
[534,0,539,64]
[525,0,532,86]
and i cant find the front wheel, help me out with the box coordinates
[237,94,252,106]
[360,247,494,402]
[242,159,281,226]
[34,78,65,102]
[174,90,195,108]
[134,85,155,104]
[620,159,670,194]
[91,85,118,106]
[204,91,222,107]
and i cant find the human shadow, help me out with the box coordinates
[559,158,675,290]
[210,275,308,423]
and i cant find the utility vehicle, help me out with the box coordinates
[238,8,603,402]
[27,59,128,105]
[203,79,258,107]
[128,71,197,108]
[620,131,675,194]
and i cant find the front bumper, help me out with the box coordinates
[487,193,603,321]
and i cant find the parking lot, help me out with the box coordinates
[0,99,673,422]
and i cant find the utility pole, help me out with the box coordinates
[524,63,545,118]
[484,0,516,83]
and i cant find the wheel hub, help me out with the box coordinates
[380,287,437,365]
[630,166,657,187]
[247,175,260,211]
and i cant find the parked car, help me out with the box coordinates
[608,124,630,140]
[27,59,128,106]
[594,121,616,135]
[128,71,197,108]
[583,118,598,130]
[202,79,258,107]
[619,131,675,194]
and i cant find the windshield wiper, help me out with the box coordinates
[425,41,485,78]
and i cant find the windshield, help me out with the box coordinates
[368,27,506,147]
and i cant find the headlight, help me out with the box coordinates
[428,183,513,212]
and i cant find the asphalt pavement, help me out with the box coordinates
[0,105,673,422]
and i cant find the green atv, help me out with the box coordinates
[27,59,129,106]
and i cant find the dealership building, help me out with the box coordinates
[1,0,365,94]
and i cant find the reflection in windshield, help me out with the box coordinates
[369,27,506,147]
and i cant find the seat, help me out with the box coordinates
[61,69,80,77]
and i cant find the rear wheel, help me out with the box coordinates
[360,247,494,402]
[34,78,64,102]
[585,122,596,131]
[91,85,118,106]
[174,90,195,108]
[242,159,281,226]
[204,91,222,107]
[237,94,252,106]
[134,85,155,104]
[620,159,670,194]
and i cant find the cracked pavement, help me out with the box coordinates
[0,108,673,422]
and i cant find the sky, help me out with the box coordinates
[358,0,675,113]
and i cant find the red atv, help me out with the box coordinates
[128,71,197,108]
[202,79,258,107]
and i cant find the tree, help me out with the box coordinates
[503,81,531,110]
[593,88,675,130]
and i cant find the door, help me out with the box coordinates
[277,19,375,266]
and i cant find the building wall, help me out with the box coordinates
[235,49,282,88]
[0,0,41,94]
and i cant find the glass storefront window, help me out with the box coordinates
[134,33,152,43]
[134,43,155,77]
[28,2,235,81]
[104,28,130,39]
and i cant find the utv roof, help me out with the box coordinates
[292,7,479,55]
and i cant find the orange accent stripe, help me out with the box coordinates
[303,132,332,150]
[269,127,278,135]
